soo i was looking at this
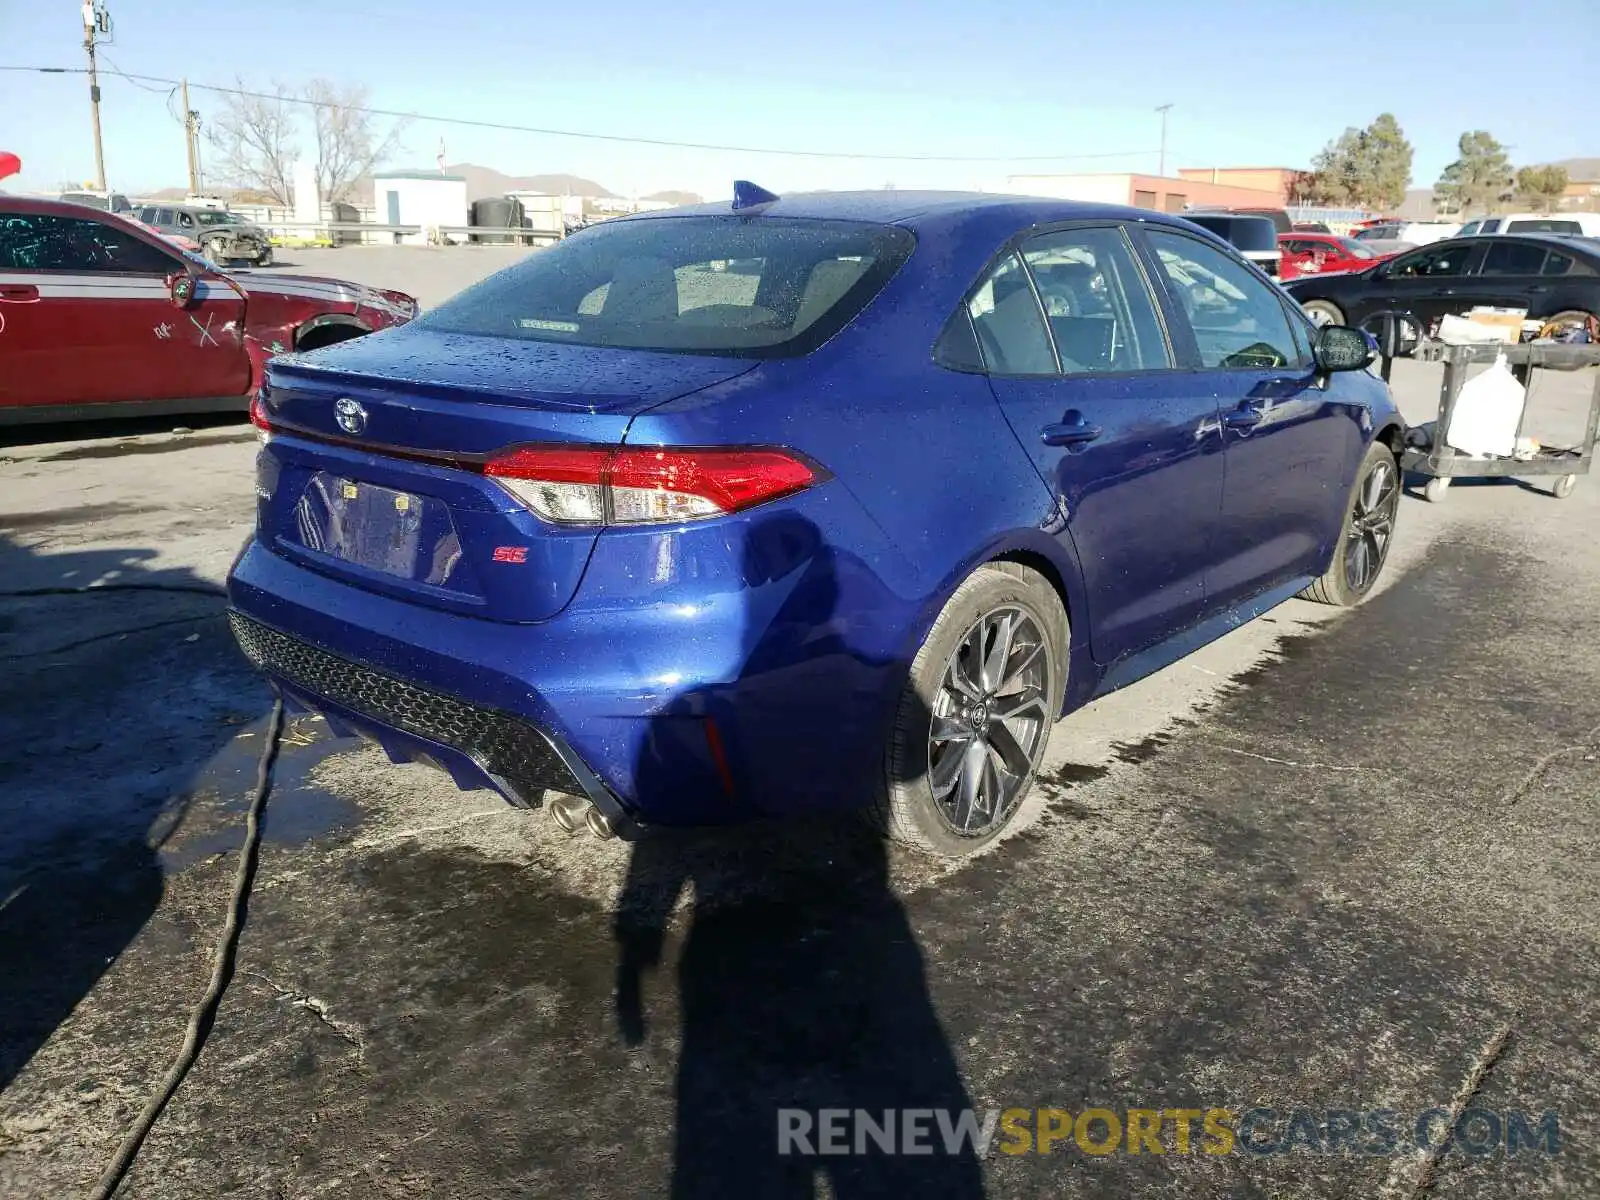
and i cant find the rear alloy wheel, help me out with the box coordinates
[878,563,1066,856]
[1302,300,1345,328]
[1301,441,1401,606]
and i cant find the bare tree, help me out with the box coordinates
[305,80,407,205]
[206,79,299,205]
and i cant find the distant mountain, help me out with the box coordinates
[1551,157,1600,181]
[642,189,703,206]
[441,164,616,201]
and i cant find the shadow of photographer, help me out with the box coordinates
[612,512,986,1199]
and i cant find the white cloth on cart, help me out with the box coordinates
[1444,354,1526,458]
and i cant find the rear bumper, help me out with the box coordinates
[227,533,886,827]
[229,611,633,828]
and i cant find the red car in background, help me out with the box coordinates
[1278,232,1392,281]
[0,196,417,425]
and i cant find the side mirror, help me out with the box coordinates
[167,270,197,309]
[1313,324,1374,373]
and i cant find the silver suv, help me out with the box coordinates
[136,204,273,266]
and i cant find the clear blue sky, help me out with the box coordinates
[2,0,1595,200]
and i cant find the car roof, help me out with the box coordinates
[1412,233,1600,258]
[620,189,1221,233]
[1,195,126,216]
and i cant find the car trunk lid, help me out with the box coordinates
[255,330,756,622]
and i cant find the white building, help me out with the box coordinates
[372,172,469,244]
[504,191,571,236]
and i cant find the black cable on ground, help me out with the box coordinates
[86,695,285,1200]
[0,582,227,600]
[0,613,224,662]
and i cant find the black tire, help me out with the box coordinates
[1301,440,1402,606]
[1539,311,1599,370]
[876,562,1068,857]
[1543,309,1597,334]
[1301,299,1345,328]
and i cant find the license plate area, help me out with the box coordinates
[294,472,464,586]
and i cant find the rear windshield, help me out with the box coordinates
[419,215,916,357]
[1181,215,1279,253]
[1237,208,1292,234]
[1338,238,1377,259]
[1506,219,1581,234]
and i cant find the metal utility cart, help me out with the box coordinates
[1398,340,1600,503]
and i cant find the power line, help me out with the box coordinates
[97,52,173,97]
[1,64,1160,165]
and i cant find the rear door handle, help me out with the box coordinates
[0,284,39,302]
[1041,418,1103,447]
[1223,403,1265,430]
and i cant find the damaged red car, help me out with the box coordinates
[0,196,417,425]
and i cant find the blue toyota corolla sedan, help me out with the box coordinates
[229,185,1403,856]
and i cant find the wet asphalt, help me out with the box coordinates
[3,365,1598,1198]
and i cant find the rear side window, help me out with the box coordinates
[1020,227,1171,373]
[965,252,1056,375]
[1145,230,1301,370]
[1507,219,1580,234]
[419,215,915,358]
[1479,219,1502,233]
[1543,252,1596,277]
[1481,242,1548,276]
[0,212,175,273]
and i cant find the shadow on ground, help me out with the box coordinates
[0,534,275,1090]
[0,411,249,451]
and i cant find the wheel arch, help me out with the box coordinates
[294,312,372,351]
[1375,417,1406,463]
[905,528,1095,716]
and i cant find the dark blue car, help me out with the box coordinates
[229,187,1402,857]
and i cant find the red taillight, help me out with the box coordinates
[482,445,817,527]
[249,391,272,438]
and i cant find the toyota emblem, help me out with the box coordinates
[334,397,367,435]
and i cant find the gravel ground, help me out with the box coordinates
[2,253,1597,1198]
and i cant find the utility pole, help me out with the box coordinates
[182,78,201,196]
[1155,103,1173,179]
[81,0,111,191]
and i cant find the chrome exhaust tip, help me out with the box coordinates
[547,793,586,835]
[584,805,616,840]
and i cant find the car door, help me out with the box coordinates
[1138,226,1358,612]
[1365,240,1485,333]
[1468,239,1555,316]
[0,208,247,410]
[965,224,1226,665]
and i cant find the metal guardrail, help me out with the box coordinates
[255,220,563,241]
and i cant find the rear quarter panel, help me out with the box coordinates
[598,214,1098,814]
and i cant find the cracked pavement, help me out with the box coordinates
[2,281,1597,1196]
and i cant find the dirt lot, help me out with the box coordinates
[2,255,1598,1198]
